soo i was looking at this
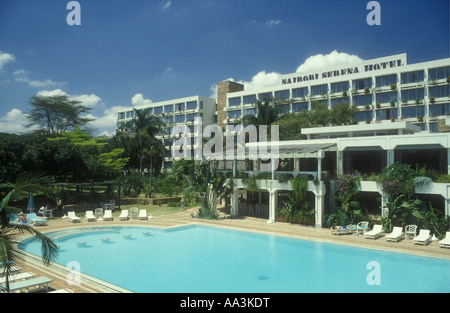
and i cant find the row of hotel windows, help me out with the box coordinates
[227,102,450,121]
[228,85,449,109]
[118,100,200,120]
[228,67,450,107]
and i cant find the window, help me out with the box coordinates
[401,70,424,84]
[243,95,256,104]
[292,102,308,112]
[186,113,197,122]
[274,90,290,100]
[175,103,185,111]
[429,103,450,116]
[227,110,242,119]
[428,66,450,80]
[163,116,173,124]
[331,98,350,108]
[429,85,450,98]
[331,81,349,93]
[118,112,125,120]
[376,74,397,87]
[401,106,425,118]
[186,101,198,110]
[243,108,256,116]
[352,94,372,106]
[175,115,185,123]
[311,84,328,96]
[258,92,273,101]
[376,91,397,104]
[352,78,372,90]
[355,110,373,122]
[164,105,173,113]
[154,106,163,114]
[401,88,424,102]
[376,108,398,120]
[126,111,134,119]
[228,97,241,107]
[292,87,308,98]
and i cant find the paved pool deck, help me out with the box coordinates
[12,208,450,293]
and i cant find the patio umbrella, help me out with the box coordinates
[27,193,35,213]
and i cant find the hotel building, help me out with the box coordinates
[117,53,450,227]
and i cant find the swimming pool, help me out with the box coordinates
[20,225,450,293]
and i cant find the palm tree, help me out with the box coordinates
[0,172,59,292]
[119,108,165,175]
[241,99,286,128]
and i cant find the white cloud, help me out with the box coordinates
[86,105,130,137]
[0,51,15,70]
[296,50,363,73]
[0,108,38,134]
[162,1,172,10]
[13,70,66,88]
[210,51,364,98]
[265,19,282,27]
[131,93,153,106]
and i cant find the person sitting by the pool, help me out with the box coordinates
[333,225,356,230]
[17,212,27,223]
[38,205,46,216]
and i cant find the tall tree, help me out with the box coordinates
[0,172,59,292]
[26,95,93,136]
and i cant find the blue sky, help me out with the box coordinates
[0,0,448,136]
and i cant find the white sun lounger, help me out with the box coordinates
[119,210,129,221]
[438,232,450,248]
[413,229,432,246]
[85,211,97,222]
[364,224,383,240]
[103,210,113,221]
[138,210,148,220]
[385,226,404,242]
[85,211,96,222]
[67,212,81,223]
[0,272,35,284]
[8,276,52,293]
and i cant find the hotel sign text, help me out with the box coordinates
[282,58,404,85]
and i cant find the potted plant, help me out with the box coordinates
[390,117,396,122]
[430,96,435,104]
[376,103,381,108]
[446,76,450,83]
[390,83,397,90]
[417,115,423,123]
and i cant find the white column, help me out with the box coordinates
[317,150,325,181]
[445,198,450,217]
[230,188,238,217]
[268,189,277,223]
[387,149,394,167]
[447,148,450,175]
[336,151,343,176]
[314,182,325,228]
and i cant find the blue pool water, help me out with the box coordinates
[20,225,450,293]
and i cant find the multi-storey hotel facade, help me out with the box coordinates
[117,53,450,227]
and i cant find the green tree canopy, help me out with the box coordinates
[26,95,94,136]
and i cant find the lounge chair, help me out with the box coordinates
[330,225,357,235]
[438,232,450,249]
[26,213,48,226]
[385,226,404,242]
[0,272,35,284]
[138,210,148,220]
[364,224,384,240]
[67,211,81,223]
[8,276,52,293]
[119,210,129,221]
[103,210,113,221]
[85,211,97,222]
[413,229,432,246]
